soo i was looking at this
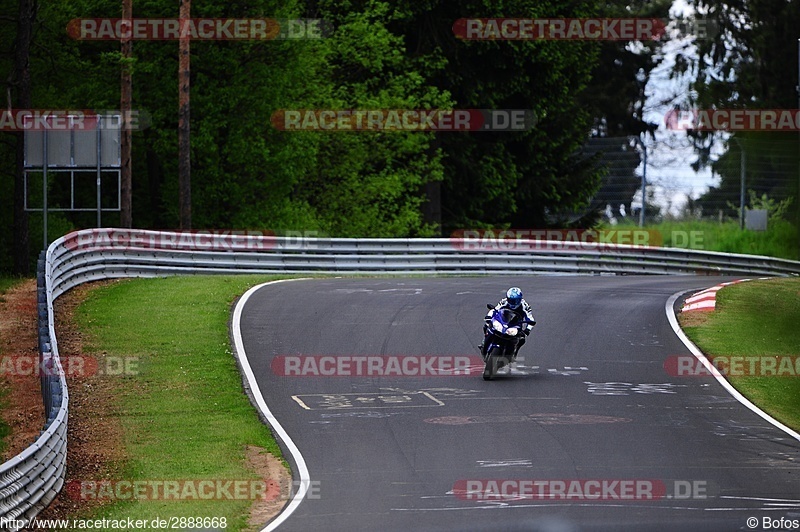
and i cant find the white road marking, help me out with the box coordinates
[291,391,445,410]
[231,278,313,532]
[291,396,311,410]
[584,382,686,396]
[721,496,800,503]
[380,387,483,398]
[332,288,373,294]
[548,367,588,376]
[392,503,798,512]
[666,289,800,443]
[378,288,423,294]
[476,459,533,468]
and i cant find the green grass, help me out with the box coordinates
[603,220,799,260]
[0,274,20,298]
[72,275,293,530]
[0,276,24,300]
[681,277,800,431]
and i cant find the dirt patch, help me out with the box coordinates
[31,280,128,528]
[245,445,292,531]
[678,309,713,328]
[0,278,46,461]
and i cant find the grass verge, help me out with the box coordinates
[0,277,21,296]
[71,275,292,530]
[605,220,799,260]
[680,277,800,431]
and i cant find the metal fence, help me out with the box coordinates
[2,227,799,530]
[0,252,68,531]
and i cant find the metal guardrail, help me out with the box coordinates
[0,252,68,531]
[2,227,799,529]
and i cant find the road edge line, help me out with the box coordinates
[666,288,800,443]
[231,278,313,531]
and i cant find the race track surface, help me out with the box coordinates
[237,276,800,532]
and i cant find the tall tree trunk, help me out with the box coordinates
[422,181,441,234]
[178,0,191,230]
[146,141,164,228]
[12,0,33,273]
[120,0,133,227]
[421,136,442,235]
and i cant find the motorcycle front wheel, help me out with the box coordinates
[483,346,506,380]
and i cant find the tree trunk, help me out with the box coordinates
[421,136,442,235]
[120,0,133,227]
[12,0,33,273]
[146,141,164,228]
[178,0,191,230]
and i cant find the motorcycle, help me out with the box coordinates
[481,304,533,380]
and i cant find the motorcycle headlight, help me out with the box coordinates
[506,327,519,336]
[492,319,503,332]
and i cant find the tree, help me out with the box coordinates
[0,0,714,271]
[9,0,34,273]
[362,0,612,232]
[178,0,190,229]
[578,0,670,224]
[296,0,451,236]
[675,0,800,233]
[120,0,132,227]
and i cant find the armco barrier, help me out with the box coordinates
[2,227,799,528]
[0,253,67,531]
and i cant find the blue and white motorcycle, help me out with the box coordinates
[482,305,533,380]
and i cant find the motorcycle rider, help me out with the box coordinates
[480,287,536,360]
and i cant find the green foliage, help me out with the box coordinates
[292,0,451,236]
[747,191,794,222]
[675,0,800,229]
[607,220,799,260]
[1,0,670,269]
[392,0,610,231]
[725,192,795,223]
[0,277,23,294]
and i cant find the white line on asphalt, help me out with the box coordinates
[231,278,313,531]
[666,288,800,443]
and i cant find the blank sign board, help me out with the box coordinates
[745,209,768,231]
[24,115,121,168]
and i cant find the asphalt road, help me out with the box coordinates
[238,276,800,532]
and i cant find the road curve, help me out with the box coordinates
[237,276,800,532]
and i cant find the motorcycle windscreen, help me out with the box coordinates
[497,308,521,325]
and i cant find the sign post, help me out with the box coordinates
[24,113,122,249]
